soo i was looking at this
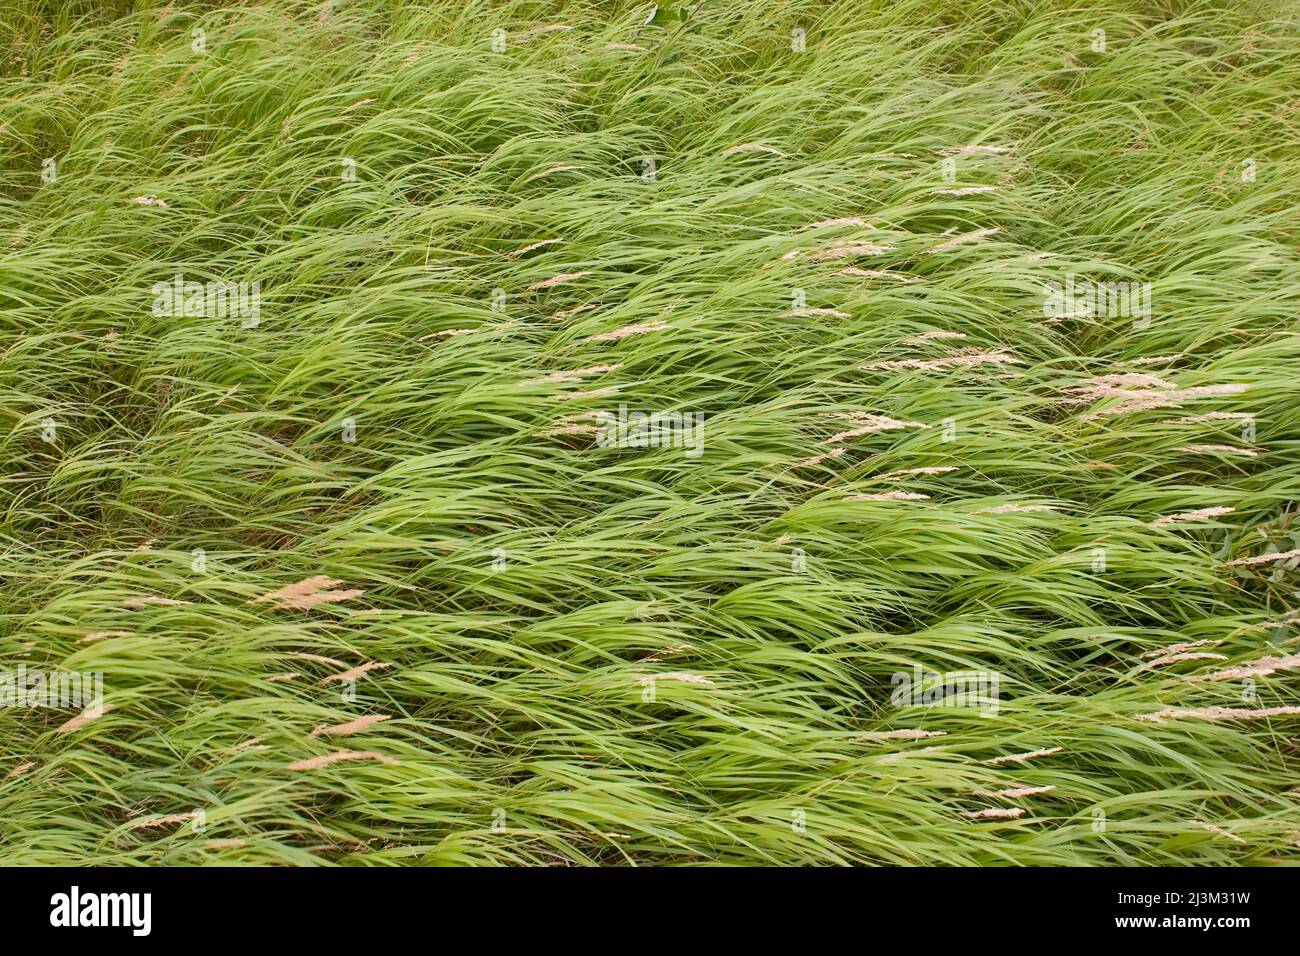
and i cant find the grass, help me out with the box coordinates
[1,0,1299,866]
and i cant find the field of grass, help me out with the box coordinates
[2,0,1299,866]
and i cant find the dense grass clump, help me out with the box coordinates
[2,0,1300,865]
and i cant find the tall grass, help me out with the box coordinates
[1,0,1299,865]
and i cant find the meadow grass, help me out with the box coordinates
[1,0,1299,865]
